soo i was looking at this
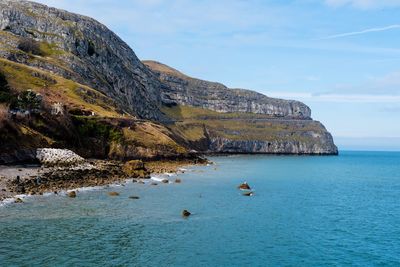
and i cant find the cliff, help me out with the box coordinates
[0,0,337,163]
[143,60,311,119]
[0,0,166,121]
[144,61,338,155]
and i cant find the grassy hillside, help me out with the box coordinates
[0,57,188,163]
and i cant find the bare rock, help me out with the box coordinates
[67,191,76,198]
[36,148,84,167]
[182,210,191,217]
[238,182,251,190]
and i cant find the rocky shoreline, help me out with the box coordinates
[0,148,207,203]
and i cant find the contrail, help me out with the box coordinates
[319,24,400,40]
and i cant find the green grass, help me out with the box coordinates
[0,58,124,118]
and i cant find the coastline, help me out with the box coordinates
[0,157,208,206]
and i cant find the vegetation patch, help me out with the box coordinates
[72,116,123,143]
[17,38,44,56]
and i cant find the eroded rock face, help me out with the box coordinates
[209,136,338,155]
[0,0,166,121]
[144,61,311,119]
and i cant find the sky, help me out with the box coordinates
[34,0,400,151]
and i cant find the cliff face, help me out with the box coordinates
[0,0,166,120]
[145,62,338,155]
[208,125,337,154]
[143,61,311,119]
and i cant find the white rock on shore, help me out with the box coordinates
[36,148,85,166]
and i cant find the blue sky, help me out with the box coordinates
[35,0,400,150]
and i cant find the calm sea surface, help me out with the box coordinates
[1,151,400,266]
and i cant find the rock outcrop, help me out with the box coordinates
[144,61,311,119]
[36,148,84,166]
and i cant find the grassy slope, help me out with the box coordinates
[0,56,187,160]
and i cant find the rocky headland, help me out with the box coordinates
[0,1,337,202]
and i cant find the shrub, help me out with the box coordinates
[0,71,8,90]
[14,90,43,111]
[87,41,96,56]
[17,38,44,56]
[0,71,12,103]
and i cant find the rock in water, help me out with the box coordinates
[67,191,77,198]
[108,192,119,196]
[182,210,191,217]
[14,198,23,203]
[238,182,251,190]
[175,178,182,183]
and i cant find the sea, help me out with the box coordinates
[1,151,400,266]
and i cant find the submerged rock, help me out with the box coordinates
[175,178,182,183]
[182,210,191,217]
[14,197,23,203]
[108,191,119,196]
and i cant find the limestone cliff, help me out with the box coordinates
[145,62,338,155]
[143,61,311,119]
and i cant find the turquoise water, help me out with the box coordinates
[1,151,400,266]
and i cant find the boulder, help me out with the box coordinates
[67,191,76,198]
[36,148,84,167]
[123,160,148,178]
[238,182,251,190]
[14,197,23,203]
[182,209,191,217]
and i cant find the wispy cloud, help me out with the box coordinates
[325,0,400,9]
[319,24,400,40]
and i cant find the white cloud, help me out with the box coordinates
[325,0,400,9]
